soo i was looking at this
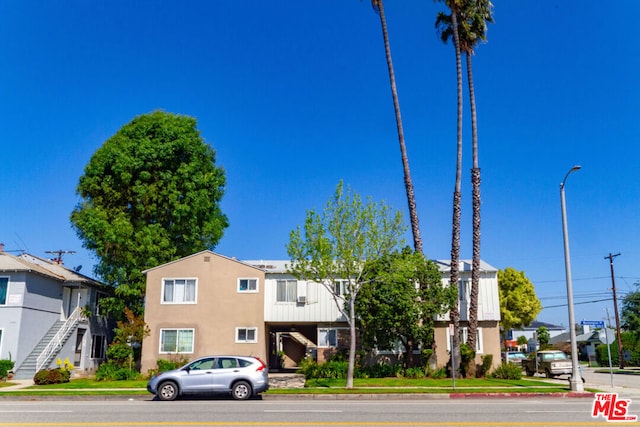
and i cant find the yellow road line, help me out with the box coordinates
[0,422,636,426]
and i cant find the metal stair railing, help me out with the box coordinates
[35,306,83,372]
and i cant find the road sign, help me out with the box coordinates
[599,328,615,343]
[581,320,605,328]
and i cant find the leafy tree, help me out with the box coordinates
[369,0,423,253]
[622,282,640,336]
[355,248,456,368]
[498,267,542,344]
[71,111,228,315]
[287,181,406,388]
[621,282,640,358]
[536,326,550,350]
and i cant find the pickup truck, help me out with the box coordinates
[522,350,573,378]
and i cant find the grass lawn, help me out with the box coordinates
[0,376,586,395]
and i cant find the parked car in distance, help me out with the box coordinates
[147,355,269,401]
[502,351,528,365]
[522,350,572,378]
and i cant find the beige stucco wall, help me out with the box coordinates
[140,252,266,374]
[433,321,501,372]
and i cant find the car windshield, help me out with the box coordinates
[508,352,526,359]
[542,352,568,361]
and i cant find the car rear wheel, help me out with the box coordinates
[157,381,179,401]
[525,368,534,377]
[231,381,252,400]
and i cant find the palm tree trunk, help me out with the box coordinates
[466,52,481,363]
[448,3,464,378]
[373,0,423,254]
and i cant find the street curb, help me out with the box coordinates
[449,392,596,399]
[0,392,597,401]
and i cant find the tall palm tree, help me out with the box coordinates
[459,0,493,356]
[371,0,423,254]
[436,0,464,377]
[437,0,492,375]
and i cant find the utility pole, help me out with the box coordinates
[45,250,76,265]
[605,252,624,369]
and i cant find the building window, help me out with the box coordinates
[318,328,339,348]
[162,279,197,304]
[446,327,483,353]
[236,327,257,343]
[91,335,106,359]
[276,279,297,302]
[160,328,194,353]
[458,280,470,302]
[0,277,8,305]
[238,278,258,293]
[333,280,348,296]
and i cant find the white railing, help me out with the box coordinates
[35,306,82,372]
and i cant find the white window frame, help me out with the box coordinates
[91,334,106,359]
[446,326,483,354]
[333,279,348,296]
[0,277,8,306]
[161,278,197,304]
[159,328,195,354]
[458,279,470,302]
[276,279,297,303]
[237,278,259,293]
[317,327,347,348]
[235,327,258,343]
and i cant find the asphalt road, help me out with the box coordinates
[0,398,637,427]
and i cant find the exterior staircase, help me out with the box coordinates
[13,309,81,380]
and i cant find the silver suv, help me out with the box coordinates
[147,355,269,401]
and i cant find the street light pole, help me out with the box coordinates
[560,165,584,392]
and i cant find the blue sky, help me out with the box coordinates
[1,1,638,327]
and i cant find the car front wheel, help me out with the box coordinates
[157,381,179,401]
[231,381,252,400]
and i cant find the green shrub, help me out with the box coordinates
[420,349,434,366]
[106,342,133,366]
[478,354,493,378]
[157,357,189,372]
[596,343,618,367]
[362,362,402,378]
[459,343,476,378]
[33,368,70,385]
[403,367,426,379]
[427,367,447,379]
[95,361,141,381]
[0,359,15,378]
[490,362,523,380]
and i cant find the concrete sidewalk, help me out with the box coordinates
[1,367,639,399]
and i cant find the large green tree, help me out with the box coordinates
[71,111,228,315]
[621,282,640,354]
[355,248,456,367]
[287,181,406,388]
[498,267,542,344]
[370,0,423,253]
